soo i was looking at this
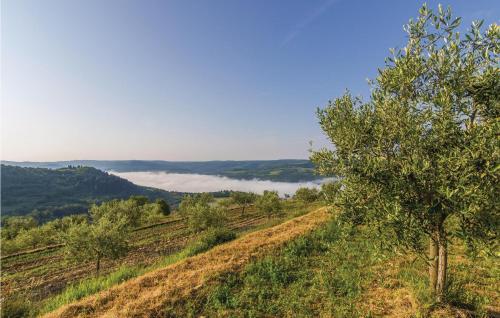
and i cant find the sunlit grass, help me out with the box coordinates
[39,248,193,315]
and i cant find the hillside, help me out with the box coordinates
[2,159,317,182]
[42,207,498,318]
[1,200,321,317]
[0,165,184,220]
[43,207,330,318]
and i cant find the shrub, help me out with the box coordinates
[178,194,227,232]
[230,192,257,215]
[188,228,236,256]
[1,295,32,318]
[255,191,282,219]
[155,199,171,216]
[293,187,319,204]
[63,214,129,275]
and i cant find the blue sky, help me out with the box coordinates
[2,0,498,161]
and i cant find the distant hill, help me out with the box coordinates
[1,165,184,221]
[2,160,318,182]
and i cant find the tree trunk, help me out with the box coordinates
[436,229,448,302]
[429,234,438,292]
[96,255,101,276]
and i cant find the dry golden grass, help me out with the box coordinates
[43,207,330,318]
[361,256,419,317]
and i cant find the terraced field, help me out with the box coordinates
[44,206,330,318]
[1,201,317,310]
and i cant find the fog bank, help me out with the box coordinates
[110,171,328,196]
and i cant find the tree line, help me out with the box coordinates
[2,187,328,275]
[1,196,170,256]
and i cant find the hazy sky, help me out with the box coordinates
[2,0,498,161]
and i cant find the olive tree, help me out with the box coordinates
[319,182,341,203]
[217,198,233,209]
[16,224,58,249]
[90,199,142,228]
[256,190,282,219]
[230,191,257,215]
[293,187,320,204]
[155,198,171,216]
[1,216,37,240]
[311,5,498,301]
[179,193,214,215]
[64,213,129,275]
[179,194,226,232]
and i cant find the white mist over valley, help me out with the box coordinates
[110,171,328,196]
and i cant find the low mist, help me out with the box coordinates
[110,171,328,196]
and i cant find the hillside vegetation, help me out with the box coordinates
[42,207,330,318]
[1,193,321,317]
[39,207,498,318]
[1,5,498,318]
[1,165,183,221]
[2,159,317,182]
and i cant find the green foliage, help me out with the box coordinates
[179,194,226,232]
[230,191,257,214]
[179,193,214,214]
[63,212,129,274]
[1,216,37,240]
[188,228,236,256]
[187,205,227,233]
[129,195,149,206]
[293,187,320,204]
[155,198,171,216]
[319,181,341,203]
[89,199,143,228]
[15,225,58,250]
[1,294,33,318]
[1,197,170,256]
[1,215,86,255]
[311,4,499,299]
[217,198,233,209]
[256,190,282,218]
[0,165,183,221]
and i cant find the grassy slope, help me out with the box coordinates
[43,207,330,318]
[1,201,319,317]
[50,211,499,318]
[172,220,499,317]
[10,204,497,317]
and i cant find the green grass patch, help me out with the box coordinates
[395,246,497,316]
[187,228,237,256]
[172,220,385,317]
[40,265,142,314]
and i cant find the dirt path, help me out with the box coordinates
[44,207,330,318]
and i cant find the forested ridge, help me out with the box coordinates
[1,165,183,221]
[2,159,317,182]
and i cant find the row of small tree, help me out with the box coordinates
[178,189,292,233]
[63,197,170,274]
[1,197,170,273]
[3,188,320,273]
